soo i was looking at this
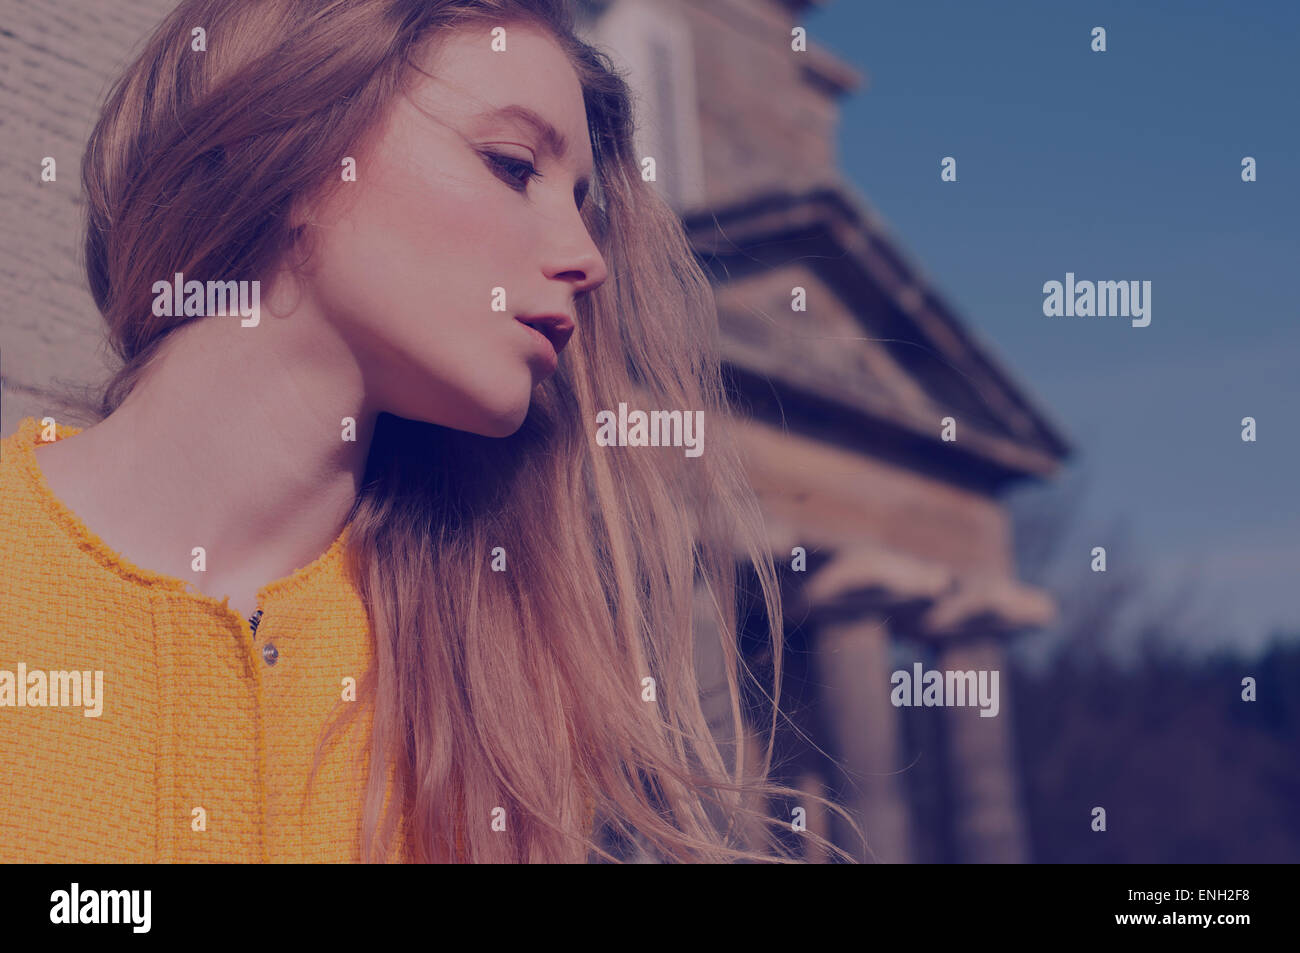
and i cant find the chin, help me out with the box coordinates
[390,368,536,438]
[459,387,534,439]
[472,412,528,439]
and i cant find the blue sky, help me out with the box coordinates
[801,0,1299,653]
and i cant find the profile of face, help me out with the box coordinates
[291,21,609,437]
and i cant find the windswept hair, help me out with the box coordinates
[73,0,863,862]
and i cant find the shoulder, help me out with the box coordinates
[0,417,47,528]
[1,416,82,480]
[0,417,95,640]
[1,416,84,531]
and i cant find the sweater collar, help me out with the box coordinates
[10,415,352,617]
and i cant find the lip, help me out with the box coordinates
[514,313,575,363]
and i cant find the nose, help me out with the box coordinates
[544,206,609,296]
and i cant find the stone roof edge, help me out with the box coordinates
[682,179,1075,465]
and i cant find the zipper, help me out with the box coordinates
[248,608,264,638]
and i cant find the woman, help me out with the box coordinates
[0,0,859,862]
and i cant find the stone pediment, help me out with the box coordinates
[684,181,1072,482]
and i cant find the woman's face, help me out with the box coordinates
[296,21,608,437]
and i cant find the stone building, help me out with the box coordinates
[0,0,1070,862]
[579,0,1071,862]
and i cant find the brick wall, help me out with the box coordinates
[0,0,179,436]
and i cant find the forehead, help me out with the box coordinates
[417,21,593,166]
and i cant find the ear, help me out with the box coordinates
[287,194,314,240]
[278,191,324,275]
[289,170,358,238]
[284,188,329,263]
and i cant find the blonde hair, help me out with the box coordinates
[73,0,863,862]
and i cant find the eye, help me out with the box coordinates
[482,151,542,191]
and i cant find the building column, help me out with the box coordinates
[932,634,1029,863]
[918,571,1054,863]
[812,611,913,863]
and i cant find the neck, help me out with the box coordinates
[49,281,377,598]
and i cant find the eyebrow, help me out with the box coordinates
[478,103,592,202]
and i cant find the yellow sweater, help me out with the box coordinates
[0,416,451,862]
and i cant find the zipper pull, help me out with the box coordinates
[248,609,264,637]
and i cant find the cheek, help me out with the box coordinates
[318,161,530,349]
[302,151,543,430]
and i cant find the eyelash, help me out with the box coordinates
[482,150,591,210]
[483,152,543,191]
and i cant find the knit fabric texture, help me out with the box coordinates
[0,416,469,862]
